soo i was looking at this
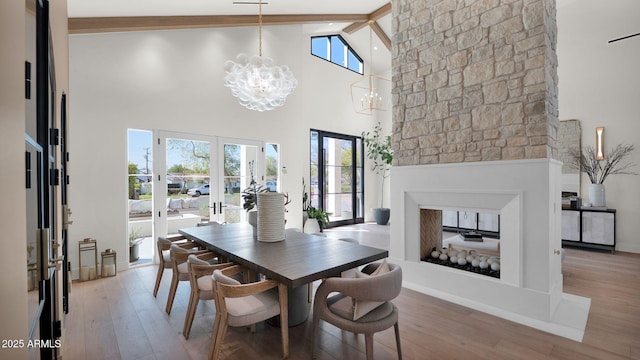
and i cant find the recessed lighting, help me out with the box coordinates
[328,23,333,26]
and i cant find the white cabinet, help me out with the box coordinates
[561,209,616,253]
[561,210,580,241]
[582,211,615,246]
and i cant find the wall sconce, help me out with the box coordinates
[595,127,605,160]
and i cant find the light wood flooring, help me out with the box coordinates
[63,224,640,359]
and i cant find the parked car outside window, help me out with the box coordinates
[265,181,277,191]
[188,184,210,197]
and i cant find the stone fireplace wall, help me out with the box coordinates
[391,0,559,165]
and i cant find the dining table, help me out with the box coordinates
[178,223,389,325]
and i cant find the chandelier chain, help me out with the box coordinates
[258,0,263,57]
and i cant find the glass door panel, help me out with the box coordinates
[219,139,261,224]
[324,137,354,222]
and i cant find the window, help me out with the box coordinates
[311,35,363,74]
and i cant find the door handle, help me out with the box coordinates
[48,256,64,270]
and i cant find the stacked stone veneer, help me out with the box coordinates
[391,0,559,166]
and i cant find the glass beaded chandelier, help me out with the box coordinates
[223,0,297,112]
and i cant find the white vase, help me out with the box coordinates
[303,218,321,234]
[589,183,606,207]
[257,192,285,242]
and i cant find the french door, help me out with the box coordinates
[151,133,264,245]
[25,1,64,357]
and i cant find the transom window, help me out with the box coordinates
[311,35,364,74]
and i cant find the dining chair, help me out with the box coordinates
[153,234,193,298]
[308,237,360,302]
[165,244,211,315]
[209,265,288,360]
[182,253,234,340]
[312,261,403,360]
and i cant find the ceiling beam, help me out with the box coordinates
[342,3,391,34]
[370,21,391,51]
[68,13,370,34]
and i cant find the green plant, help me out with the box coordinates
[568,144,637,184]
[302,178,311,212]
[362,121,393,208]
[306,206,330,230]
[241,160,268,211]
[129,227,142,246]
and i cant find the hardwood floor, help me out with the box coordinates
[63,224,640,359]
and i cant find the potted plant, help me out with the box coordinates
[241,161,268,238]
[568,143,636,207]
[362,121,393,225]
[305,206,330,233]
[129,227,143,263]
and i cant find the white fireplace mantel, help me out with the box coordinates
[389,158,591,341]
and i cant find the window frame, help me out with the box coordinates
[310,35,364,75]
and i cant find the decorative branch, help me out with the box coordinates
[568,144,637,184]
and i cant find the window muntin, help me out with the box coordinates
[311,35,364,75]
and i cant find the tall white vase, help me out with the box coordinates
[257,192,285,242]
[589,183,606,207]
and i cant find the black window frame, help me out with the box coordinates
[310,35,364,75]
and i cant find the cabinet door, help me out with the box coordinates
[561,210,580,241]
[582,212,615,245]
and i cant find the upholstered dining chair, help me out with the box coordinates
[153,234,193,298]
[312,261,403,360]
[165,244,211,315]
[182,253,234,340]
[308,237,361,302]
[209,265,288,360]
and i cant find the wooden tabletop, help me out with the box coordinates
[179,223,388,288]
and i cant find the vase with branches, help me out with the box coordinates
[568,143,636,207]
[362,121,393,225]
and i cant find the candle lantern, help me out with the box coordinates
[78,238,98,281]
[101,249,117,277]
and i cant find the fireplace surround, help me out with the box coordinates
[389,158,591,341]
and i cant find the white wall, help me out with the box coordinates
[0,1,29,358]
[68,25,391,275]
[557,0,640,253]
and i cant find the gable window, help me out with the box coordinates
[311,35,364,74]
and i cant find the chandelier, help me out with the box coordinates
[351,22,390,115]
[223,0,297,112]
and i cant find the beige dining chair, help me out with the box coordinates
[165,244,211,315]
[153,234,193,298]
[209,265,288,360]
[182,253,234,340]
[312,261,403,360]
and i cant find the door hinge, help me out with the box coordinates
[54,320,62,338]
[50,128,59,146]
[25,151,32,189]
[25,61,31,99]
[50,168,60,186]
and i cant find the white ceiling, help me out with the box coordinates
[67,0,393,73]
[67,0,390,17]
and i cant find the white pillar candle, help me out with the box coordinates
[80,266,90,281]
[89,267,96,280]
[107,264,116,276]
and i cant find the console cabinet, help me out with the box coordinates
[562,208,616,253]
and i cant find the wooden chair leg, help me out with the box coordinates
[209,313,222,360]
[165,273,179,315]
[394,321,402,360]
[153,264,164,297]
[364,333,374,360]
[212,314,228,360]
[183,291,198,339]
